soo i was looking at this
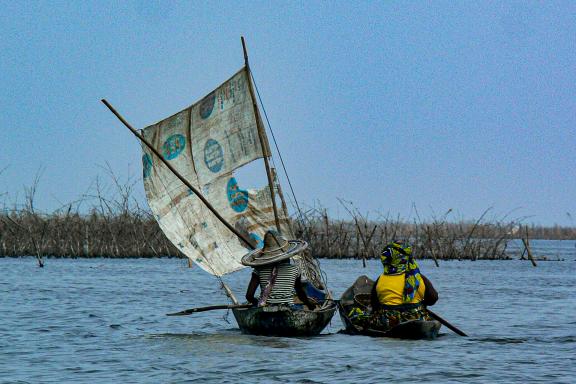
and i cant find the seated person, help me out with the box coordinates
[363,241,438,329]
[242,230,315,310]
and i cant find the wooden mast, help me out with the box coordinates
[241,36,282,234]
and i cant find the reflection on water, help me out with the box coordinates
[1,247,575,383]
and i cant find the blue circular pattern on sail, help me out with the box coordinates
[227,177,249,213]
[204,139,224,173]
[142,153,152,178]
[199,93,216,119]
[249,233,264,249]
[162,134,186,160]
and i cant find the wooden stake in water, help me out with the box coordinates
[521,225,537,267]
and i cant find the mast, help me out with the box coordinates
[241,36,282,234]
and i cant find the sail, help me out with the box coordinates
[141,68,292,276]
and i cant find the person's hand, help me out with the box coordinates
[246,299,258,307]
[306,298,319,310]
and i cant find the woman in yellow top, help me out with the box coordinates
[368,241,438,329]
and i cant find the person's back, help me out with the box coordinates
[374,273,426,306]
[254,261,300,305]
[242,230,316,310]
[359,241,438,330]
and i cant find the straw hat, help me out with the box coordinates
[241,230,308,267]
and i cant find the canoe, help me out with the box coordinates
[232,301,337,337]
[338,275,441,339]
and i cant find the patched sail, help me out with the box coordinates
[141,68,292,276]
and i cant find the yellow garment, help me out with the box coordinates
[375,273,426,306]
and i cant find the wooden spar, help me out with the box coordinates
[241,36,282,234]
[222,282,239,305]
[100,99,255,252]
[101,100,245,305]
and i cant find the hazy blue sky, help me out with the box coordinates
[1,1,574,226]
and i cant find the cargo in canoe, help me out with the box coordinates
[338,275,441,339]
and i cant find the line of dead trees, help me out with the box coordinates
[1,203,523,263]
[294,199,545,263]
[0,166,180,266]
[1,169,574,266]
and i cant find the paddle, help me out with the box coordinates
[427,309,467,336]
[166,304,253,316]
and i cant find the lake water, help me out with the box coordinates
[1,240,575,383]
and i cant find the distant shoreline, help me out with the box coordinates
[2,206,574,266]
[1,249,571,262]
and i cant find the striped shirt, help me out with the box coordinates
[255,262,300,305]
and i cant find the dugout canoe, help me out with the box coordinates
[232,301,337,337]
[338,275,441,339]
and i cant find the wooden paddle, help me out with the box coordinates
[166,304,253,316]
[427,309,467,336]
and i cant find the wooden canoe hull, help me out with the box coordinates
[232,303,337,337]
[338,302,441,339]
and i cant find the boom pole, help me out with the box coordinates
[100,99,255,252]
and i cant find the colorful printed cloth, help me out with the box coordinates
[348,304,431,331]
[380,241,422,302]
[347,307,372,324]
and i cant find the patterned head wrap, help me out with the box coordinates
[380,241,422,302]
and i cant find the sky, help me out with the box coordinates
[0,1,574,226]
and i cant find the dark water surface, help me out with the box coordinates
[1,242,575,383]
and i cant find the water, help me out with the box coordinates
[1,243,575,383]
[506,239,575,261]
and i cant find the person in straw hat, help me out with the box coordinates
[243,230,316,310]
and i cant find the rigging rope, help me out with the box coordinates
[249,71,305,228]
[249,71,329,292]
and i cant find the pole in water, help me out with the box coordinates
[522,225,537,267]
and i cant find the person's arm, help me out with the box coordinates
[421,274,438,306]
[245,272,259,306]
[370,277,380,310]
[295,276,315,310]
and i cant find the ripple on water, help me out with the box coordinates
[473,337,527,344]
